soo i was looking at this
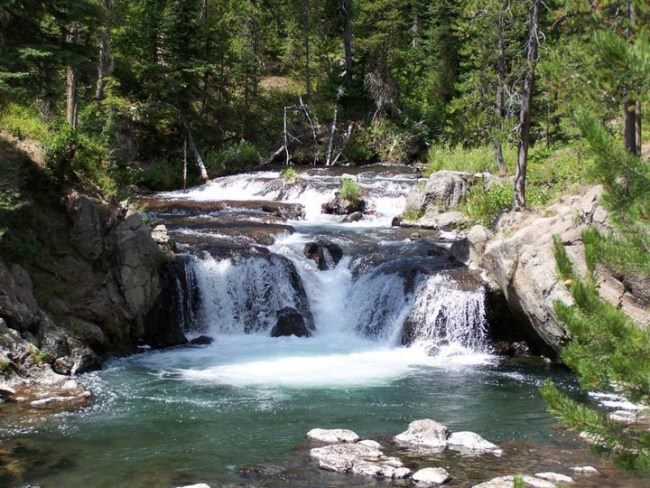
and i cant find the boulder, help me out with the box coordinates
[394,419,450,449]
[424,171,471,209]
[571,466,598,475]
[189,335,214,345]
[412,467,451,485]
[447,431,502,456]
[342,211,363,223]
[358,439,382,449]
[405,188,427,212]
[473,475,556,488]
[151,224,170,244]
[535,472,573,483]
[271,307,312,338]
[309,442,411,479]
[303,241,343,271]
[321,192,366,215]
[407,208,469,231]
[175,484,211,488]
[307,428,359,443]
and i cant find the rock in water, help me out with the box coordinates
[189,335,214,345]
[175,484,211,488]
[412,467,451,485]
[447,431,502,456]
[307,428,359,443]
[303,241,343,270]
[394,419,450,449]
[535,472,574,483]
[271,307,312,337]
[472,476,556,488]
[309,442,411,479]
[342,211,363,223]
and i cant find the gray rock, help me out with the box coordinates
[272,307,312,338]
[412,467,451,485]
[307,428,359,443]
[175,485,210,488]
[309,442,411,479]
[415,209,469,231]
[473,475,556,488]
[405,188,427,212]
[447,431,502,456]
[394,419,450,449]
[571,466,598,475]
[342,211,363,223]
[151,224,170,244]
[535,472,573,483]
[424,171,471,208]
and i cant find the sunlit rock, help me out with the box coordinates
[307,428,359,443]
[448,431,502,456]
[394,419,450,449]
[412,467,451,485]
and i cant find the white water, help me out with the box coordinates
[153,168,495,389]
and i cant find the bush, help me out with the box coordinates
[0,103,49,141]
[205,140,260,175]
[352,118,419,163]
[280,166,298,183]
[401,208,423,221]
[424,144,516,176]
[462,181,513,225]
[340,177,362,203]
[45,127,117,197]
[139,158,183,191]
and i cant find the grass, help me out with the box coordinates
[0,103,50,141]
[340,177,362,203]
[401,208,424,221]
[425,142,596,226]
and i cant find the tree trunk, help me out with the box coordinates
[183,138,188,191]
[636,101,642,155]
[185,125,209,182]
[494,4,508,176]
[513,0,540,210]
[303,0,311,95]
[341,0,353,82]
[66,22,79,128]
[624,99,638,156]
[95,0,113,100]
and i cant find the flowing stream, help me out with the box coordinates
[0,165,608,487]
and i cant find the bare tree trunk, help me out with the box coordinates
[185,125,209,182]
[636,101,642,155]
[303,0,311,95]
[95,0,113,100]
[66,22,79,128]
[341,0,353,82]
[283,106,290,165]
[513,0,540,210]
[494,4,508,176]
[326,106,338,166]
[624,99,639,156]
[183,139,188,191]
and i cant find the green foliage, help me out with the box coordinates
[205,141,260,175]
[139,158,183,191]
[0,103,49,141]
[353,119,419,163]
[462,181,513,226]
[400,208,423,221]
[424,145,516,176]
[45,127,117,197]
[513,476,525,488]
[280,167,298,183]
[340,178,362,204]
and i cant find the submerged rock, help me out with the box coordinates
[473,475,555,488]
[342,211,363,223]
[175,484,211,488]
[303,241,343,271]
[189,335,214,345]
[271,307,312,338]
[309,442,411,479]
[448,431,503,456]
[412,467,451,485]
[571,466,598,475]
[307,428,359,443]
[394,419,450,449]
[535,472,573,483]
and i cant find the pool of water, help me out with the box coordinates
[1,336,579,487]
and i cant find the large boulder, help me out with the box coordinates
[307,428,359,443]
[394,419,450,449]
[423,171,472,208]
[271,307,312,337]
[303,241,343,270]
[321,192,366,215]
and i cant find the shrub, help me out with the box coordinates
[280,166,298,183]
[205,140,260,175]
[401,208,423,221]
[139,158,183,191]
[424,144,517,176]
[340,177,362,203]
[352,118,419,163]
[462,181,513,225]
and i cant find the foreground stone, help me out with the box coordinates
[309,442,410,479]
[535,472,573,483]
[472,475,555,488]
[571,466,598,475]
[448,431,503,456]
[394,419,450,449]
[412,467,451,485]
[307,428,359,443]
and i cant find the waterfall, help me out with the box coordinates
[189,252,313,334]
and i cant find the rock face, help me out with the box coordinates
[0,189,186,405]
[307,428,359,443]
[469,186,650,351]
[303,241,343,270]
[271,307,312,337]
